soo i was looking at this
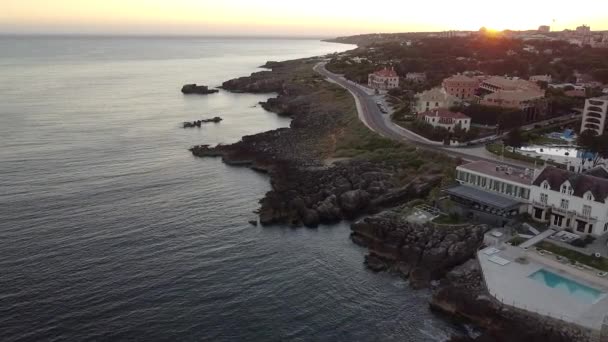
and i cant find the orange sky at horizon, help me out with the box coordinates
[2,0,608,36]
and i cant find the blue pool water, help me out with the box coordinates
[529,269,605,304]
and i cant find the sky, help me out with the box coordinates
[2,0,608,37]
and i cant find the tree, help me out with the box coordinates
[576,130,608,167]
[504,128,524,148]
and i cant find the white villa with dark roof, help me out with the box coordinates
[449,161,608,237]
[530,166,608,236]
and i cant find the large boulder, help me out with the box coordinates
[181,84,219,95]
[339,190,370,217]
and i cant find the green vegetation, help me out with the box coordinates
[486,143,542,165]
[485,143,565,167]
[452,104,528,130]
[404,120,480,143]
[433,213,466,225]
[305,62,457,186]
[537,241,608,272]
[577,130,608,167]
[508,236,528,246]
[527,135,566,145]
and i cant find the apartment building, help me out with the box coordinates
[442,74,479,100]
[580,96,608,135]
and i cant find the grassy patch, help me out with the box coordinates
[485,143,565,168]
[537,241,608,272]
[486,143,543,165]
[527,135,567,146]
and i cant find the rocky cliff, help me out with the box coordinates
[191,58,451,227]
[350,211,486,288]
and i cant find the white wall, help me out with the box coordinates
[529,182,608,236]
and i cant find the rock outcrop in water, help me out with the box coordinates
[350,211,486,289]
[183,117,223,128]
[181,84,219,95]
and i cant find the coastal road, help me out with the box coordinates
[313,62,532,169]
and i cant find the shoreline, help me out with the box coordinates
[190,55,592,342]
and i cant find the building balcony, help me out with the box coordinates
[573,212,598,223]
[532,200,549,208]
[552,206,571,215]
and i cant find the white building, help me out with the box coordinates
[414,87,460,113]
[419,108,471,132]
[450,160,608,236]
[580,95,608,135]
[530,166,608,236]
[368,67,399,90]
[530,75,552,83]
[405,72,426,83]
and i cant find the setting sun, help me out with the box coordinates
[1,0,608,35]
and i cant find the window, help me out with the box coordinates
[561,183,573,195]
[560,199,569,210]
[604,223,608,232]
[553,215,564,227]
[540,193,548,204]
[493,180,500,192]
[542,181,549,190]
[582,205,592,217]
[585,192,594,201]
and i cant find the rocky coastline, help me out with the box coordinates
[191,58,448,227]
[350,211,486,289]
[189,57,589,341]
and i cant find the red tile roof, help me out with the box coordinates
[373,67,398,78]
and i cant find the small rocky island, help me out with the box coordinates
[183,117,223,128]
[181,84,219,95]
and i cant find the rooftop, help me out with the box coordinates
[445,184,523,210]
[482,76,541,92]
[484,89,546,102]
[416,87,460,102]
[443,74,479,83]
[458,160,534,185]
[372,67,398,78]
[533,166,608,202]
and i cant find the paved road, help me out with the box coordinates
[313,62,531,168]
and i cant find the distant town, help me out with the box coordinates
[322,24,608,337]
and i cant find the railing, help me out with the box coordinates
[477,250,599,335]
[532,200,548,208]
[574,212,598,223]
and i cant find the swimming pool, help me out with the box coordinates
[529,269,605,304]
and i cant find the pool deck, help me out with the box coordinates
[479,245,608,330]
